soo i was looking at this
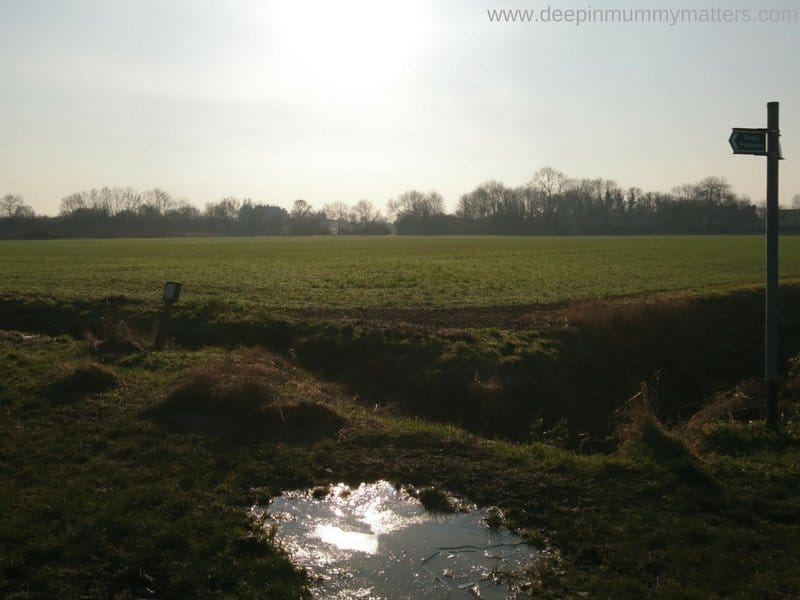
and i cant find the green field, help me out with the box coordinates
[2,236,799,308]
[3,235,800,598]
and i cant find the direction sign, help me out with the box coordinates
[729,128,768,155]
[729,103,784,429]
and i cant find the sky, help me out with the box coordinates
[1,0,798,215]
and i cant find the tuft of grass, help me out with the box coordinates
[84,318,147,357]
[149,351,345,442]
[418,487,457,513]
[694,420,798,456]
[613,384,713,487]
[614,384,681,458]
[484,507,503,529]
[42,361,119,402]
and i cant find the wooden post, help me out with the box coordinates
[155,301,174,350]
[155,281,182,350]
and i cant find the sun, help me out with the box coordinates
[267,0,430,100]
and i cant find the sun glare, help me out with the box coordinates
[267,0,430,100]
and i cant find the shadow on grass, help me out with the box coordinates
[287,286,800,447]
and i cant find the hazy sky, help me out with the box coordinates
[1,0,798,215]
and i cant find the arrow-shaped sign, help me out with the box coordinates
[729,128,769,155]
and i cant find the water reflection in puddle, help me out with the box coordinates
[252,481,540,599]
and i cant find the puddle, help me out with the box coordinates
[252,481,540,599]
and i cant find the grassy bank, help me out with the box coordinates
[3,283,800,444]
[1,284,800,597]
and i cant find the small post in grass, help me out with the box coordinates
[729,102,783,428]
[155,281,182,350]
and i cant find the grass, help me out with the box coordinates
[0,338,312,599]
[3,236,800,597]
[2,236,800,308]
[3,281,800,446]
[1,332,799,598]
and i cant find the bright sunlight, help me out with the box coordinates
[267,0,431,101]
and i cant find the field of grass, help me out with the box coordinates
[2,330,799,598]
[3,235,800,598]
[2,236,800,308]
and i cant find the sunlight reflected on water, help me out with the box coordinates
[314,524,379,554]
[253,481,540,599]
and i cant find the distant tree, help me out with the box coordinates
[238,199,256,227]
[322,201,348,220]
[15,204,36,218]
[0,194,35,218]
[170,200,200,219]
[118,187,143,213]
[291,199,312,220]
[530,167,567,199]
[457,181,509,220]
[144,188,177,215]
[390,191,449,234]
[792,194,800,209]
[288,199,327,235]
[388,190,445,220]
[626,187,643,212]
[669,183,694,203]
[205,197,240,221]
[236,200,289,235]
[352,199,379,224]
[529,167,568,225]
[59,193,85,215]
[693,176,735,205]
[322,201,350,230]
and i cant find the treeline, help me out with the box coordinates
[393,170,764,235]
[2,169,800,238]
[0,189,390,238]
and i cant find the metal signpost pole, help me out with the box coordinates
[730,102,782,428]
[765,102,780,428]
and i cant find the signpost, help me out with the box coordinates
[730,103,783,428]
[155,281,182,350]
[729,128,769,155]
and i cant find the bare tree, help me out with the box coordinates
[693,176,735,205]
[352,199,379,224]
[792,194,800,209]
[205,197,241,220]
[529,167,568,218]
[530,167,567,199]
[119,187,143,213]
[59,193,86,215]
[626,187,643,212]
[172,200,200,218]
[388,190,444,220]
[291,199,312,220]
[457,181,509,220]
[322,201,350,226]
[0,194,35,218]
[144,188,177,215]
